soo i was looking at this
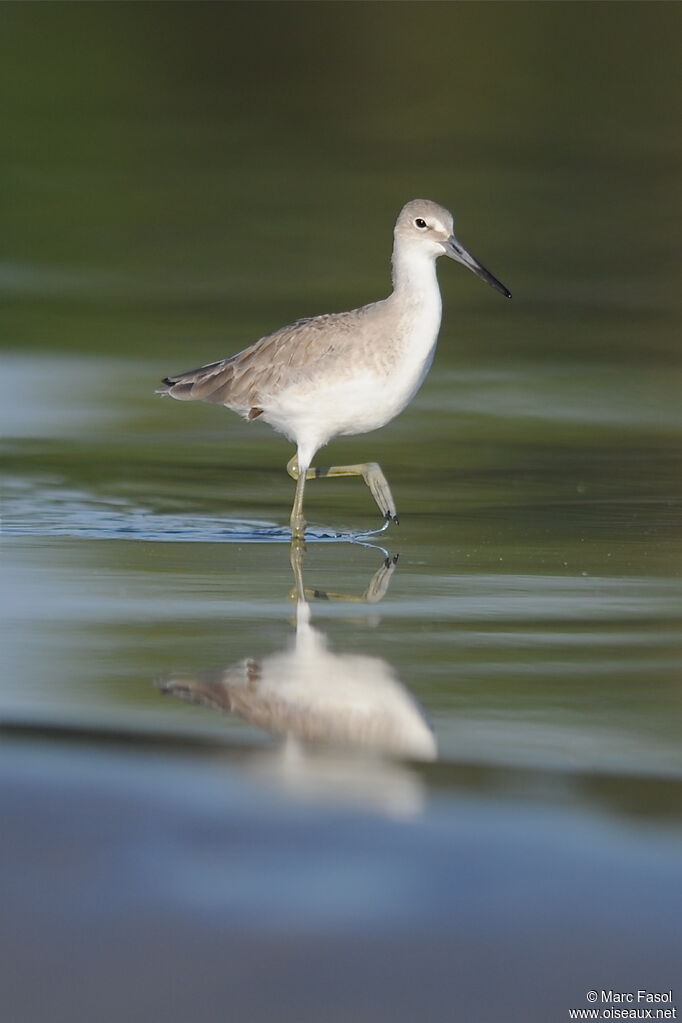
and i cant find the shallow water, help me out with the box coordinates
[2,4,682,1022]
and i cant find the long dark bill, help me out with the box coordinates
[446,235,512,299]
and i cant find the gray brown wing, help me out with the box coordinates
[156,312,358,412]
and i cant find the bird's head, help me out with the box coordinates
[395,199,511,299]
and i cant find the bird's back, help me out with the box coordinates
[156,303,390,417]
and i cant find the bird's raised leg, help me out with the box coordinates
[287,455,398,524]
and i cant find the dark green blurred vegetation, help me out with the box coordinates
[1,1,681,362]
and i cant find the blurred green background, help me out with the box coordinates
[2,1,680,363]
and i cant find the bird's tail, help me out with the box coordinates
[155,358,235,403]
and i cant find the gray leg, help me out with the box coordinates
[288,462,308,543]
[287,455,399,524]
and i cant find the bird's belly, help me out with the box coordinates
[263,374,388,443]
[262,348,436,448]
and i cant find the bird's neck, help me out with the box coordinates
[388,241,443,333]
[390,245,442,321]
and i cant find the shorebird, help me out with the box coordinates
[157,199,510,540]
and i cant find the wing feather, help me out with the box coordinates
[156,311,362,410]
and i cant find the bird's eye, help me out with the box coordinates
[414,218,428,229]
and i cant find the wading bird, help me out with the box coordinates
[157,200,510,540]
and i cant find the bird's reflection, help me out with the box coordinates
[159,545,436,814]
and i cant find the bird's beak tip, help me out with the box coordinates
[447,236,511,300]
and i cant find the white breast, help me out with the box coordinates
[262,251,444,456]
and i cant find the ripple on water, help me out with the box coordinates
[1,478,391,545]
